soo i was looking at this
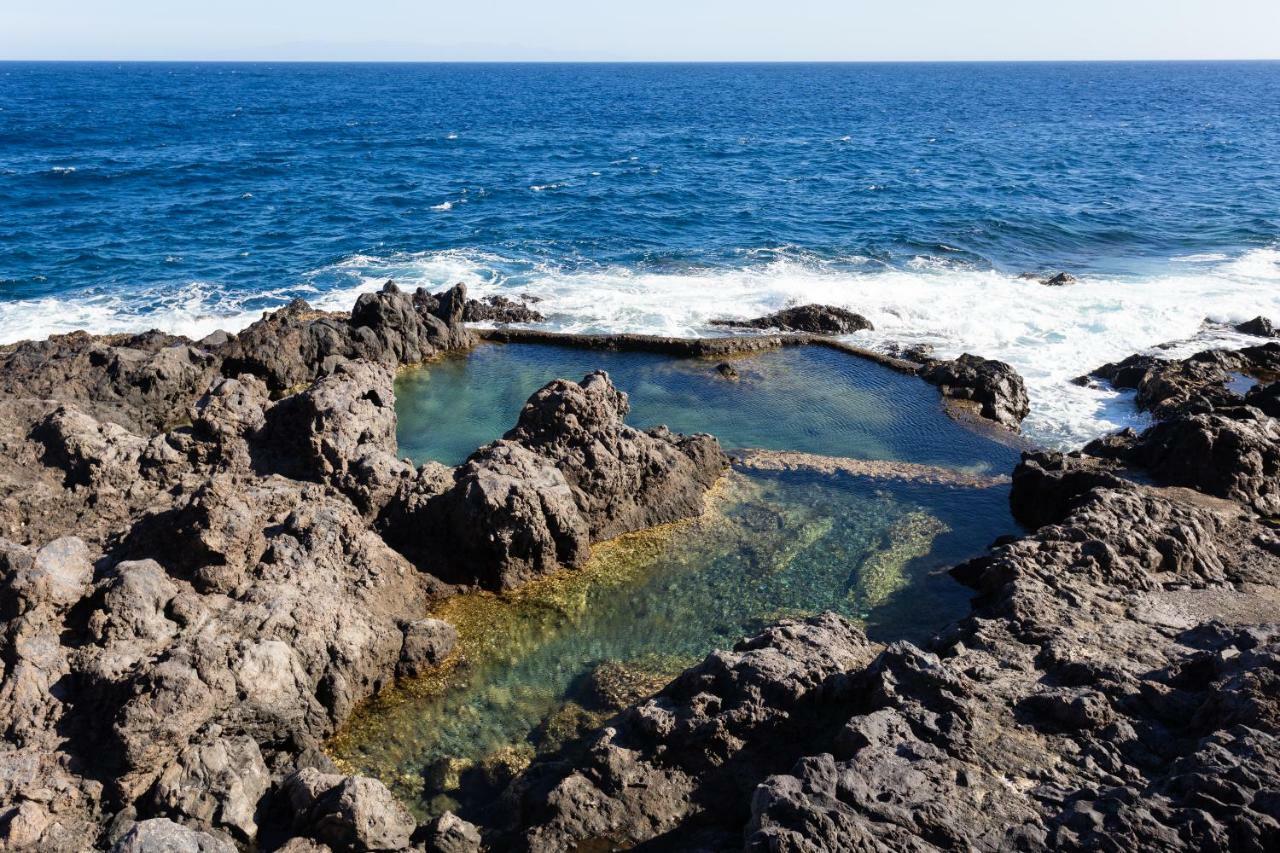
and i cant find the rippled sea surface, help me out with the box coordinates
[333,344,1016,818]
[4,62,1280,445]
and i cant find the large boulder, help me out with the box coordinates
[1130,407,1280,514]
[919,353,1031,430]
[382,371,727,589]
[281,769,416,852]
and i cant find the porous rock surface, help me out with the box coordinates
[1,292,1276,853]
[380,370,728,589]
[0,287,726,851]
[919,352,1032,430]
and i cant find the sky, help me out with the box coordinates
[2,0,1279,62]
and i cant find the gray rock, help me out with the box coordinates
[397,618,459,679]
[919,353,1031,430]
[425,812,481,853]
[111,818,236,853]
[149,734,271,842]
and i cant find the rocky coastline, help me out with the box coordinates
[0,289,1275,852]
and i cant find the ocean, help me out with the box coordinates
[2,61,1279,446]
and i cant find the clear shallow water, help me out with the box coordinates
[396,342,1019,472]
[4,62,1280,445]
[332,343,1016,817]
[331,469,1012,819]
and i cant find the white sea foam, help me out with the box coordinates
[4,246,1278,450]
[302,247,1280,449]
[431,200,455,211]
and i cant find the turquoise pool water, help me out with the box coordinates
[332,342,1018,819]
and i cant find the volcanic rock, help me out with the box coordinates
[709,304,874,335]
[919,353,1031,430]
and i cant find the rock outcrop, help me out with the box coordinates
[710,304,874,335]
[220,281,474,394]
[382,370,728,589]
[919,352,1031,430]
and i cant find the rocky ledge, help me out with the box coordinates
[0,282,727,851]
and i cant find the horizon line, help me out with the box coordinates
[3,57,1279,64]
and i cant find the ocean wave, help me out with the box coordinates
[3,246,1278,451]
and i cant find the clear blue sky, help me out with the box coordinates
[3,0,1279,61]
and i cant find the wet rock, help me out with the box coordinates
[111,818,236,853]
[397,618,458,678]
[919,353,1031,430]
[463,294,545,324]
[1236,316,1277,337]
[709,304,874,335]
[714,361,739,380]
[1043,272,1077,286]
[1084,343,1280,418]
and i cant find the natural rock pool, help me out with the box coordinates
[329,342,1022,819]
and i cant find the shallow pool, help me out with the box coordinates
[331,342,1020,819]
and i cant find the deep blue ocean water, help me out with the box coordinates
[3,62,1280,444]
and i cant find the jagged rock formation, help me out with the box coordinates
[0,288,733,851]
[710,304,874,335]
[919,352,1032,430]
[0,292,1275,853]
[380,370,728,589]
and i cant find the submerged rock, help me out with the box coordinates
[709,304,874,335]
[919,353,1031,430]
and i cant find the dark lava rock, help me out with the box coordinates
[1129,408,1280,514]
[1084,343,1280,419]
[1236,316,1278,337]
[493,479,1280,853]
[383,370,728,589]
[709,304,874,335]
[715,362,739,380]
[1043,272,1078,286]
[1009,449,1133,530]
[919,353,1031,430]
[463,294,545,324]
[220,281,474,394]
[0,331,221,433]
